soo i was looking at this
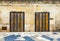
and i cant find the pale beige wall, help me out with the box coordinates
[0,4,60,32]
[55,13,60,30]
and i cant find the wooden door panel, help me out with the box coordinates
[46,13,49,31]
[35,13,39,32]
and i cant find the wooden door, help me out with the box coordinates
[10,12,25,32]
[35,12,50,32]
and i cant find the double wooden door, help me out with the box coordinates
[35,12,50,32]
[10,12,25,32]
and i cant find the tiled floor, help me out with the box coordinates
[0,32,60,41]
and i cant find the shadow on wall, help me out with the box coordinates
[52,13,60,32]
